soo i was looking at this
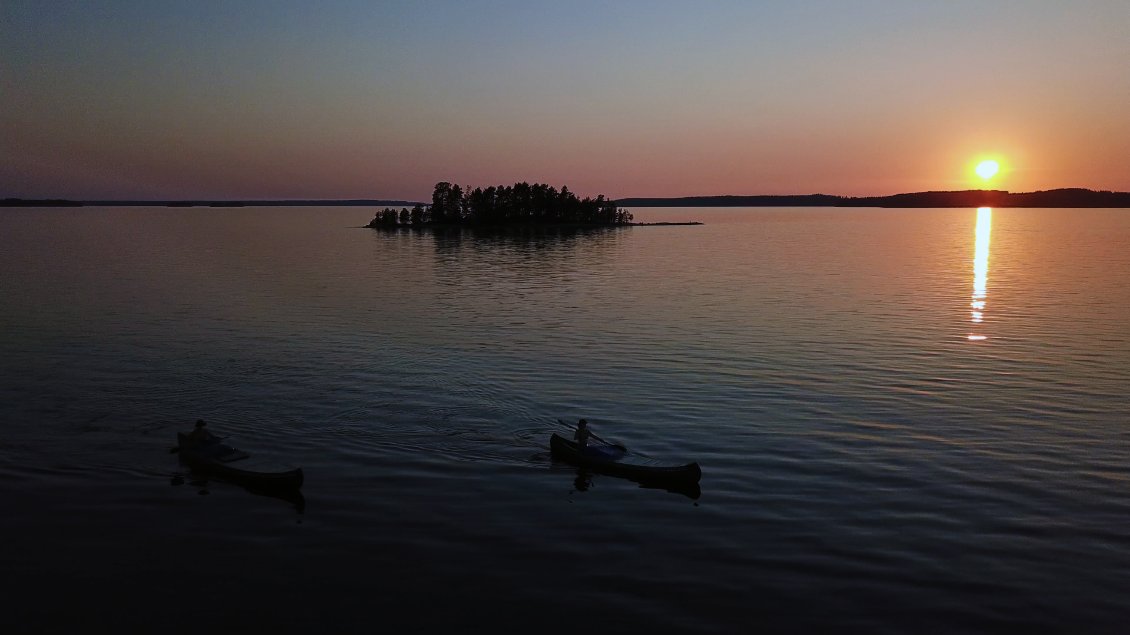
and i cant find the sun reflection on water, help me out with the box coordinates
[969,207,992,341]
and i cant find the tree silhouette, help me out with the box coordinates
[369,181,633,229]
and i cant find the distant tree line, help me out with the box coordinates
[367,181,633,228]
[615,188,1130,208]
[614,194,846,207]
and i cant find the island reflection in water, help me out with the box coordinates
[969,206,992,341]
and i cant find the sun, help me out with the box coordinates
[975,160,1000,180]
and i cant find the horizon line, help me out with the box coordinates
[4,186,1130,208]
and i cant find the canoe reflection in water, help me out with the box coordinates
[568,466,702,500]
[171,465,307,514]
[573,469,593,492]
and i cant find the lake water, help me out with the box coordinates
[2,205,1128,633]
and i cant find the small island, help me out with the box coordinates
[366,181,638,229]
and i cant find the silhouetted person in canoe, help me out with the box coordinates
[574,419,591,451]
[186,419,216,447]
[569,418,625,453]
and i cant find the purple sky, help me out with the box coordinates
[3,1,1128,200]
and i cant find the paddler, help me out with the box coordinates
[186,419,216,446]
[574,418,591,451]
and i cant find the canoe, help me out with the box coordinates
[177,432,304,492]
[549,433,701,487]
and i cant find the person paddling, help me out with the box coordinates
[560,418,626,452]
[574,418,592,451]
[186,419,215,447]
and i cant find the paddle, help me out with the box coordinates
[556,419,626,451]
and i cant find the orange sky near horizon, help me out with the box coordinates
[2,2,1127,201]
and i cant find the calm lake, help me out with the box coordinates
[2,205,1128,633]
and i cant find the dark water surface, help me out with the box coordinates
[2,206,1128,633]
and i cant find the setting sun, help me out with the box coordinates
[976,160,1000,180]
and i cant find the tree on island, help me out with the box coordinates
[367,181,633,228]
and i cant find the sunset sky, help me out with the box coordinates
[3,1,1128,201]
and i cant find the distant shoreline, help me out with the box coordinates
[616,188,1130,208]
[0,199,423,208]
[4,188,1129,208]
